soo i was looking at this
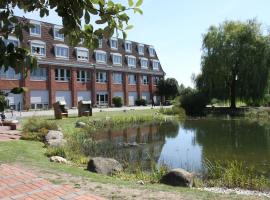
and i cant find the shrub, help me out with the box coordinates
[135,99,147,106]
[112,96,123,107]
[45,146,67,158]
[159,105,185,117]
[22,118,58,141]
[180,91,208,116]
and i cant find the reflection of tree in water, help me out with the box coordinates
[183,119,270,173]
[82,122,180,171]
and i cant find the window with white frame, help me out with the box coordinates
[125,41,132,53]
[138,44,144,55]
[54,26,64,40]
[153,76,160,85]
[112,53,122,66]
[113,73,122,84]
[76,47,89,61]
[126,56,136,68]
[30,40,46,56]
[110,38,118,49]
[128,74,136,85]
[141,75,149,85]
[149,46,155,57]
[0,67,21,80]
[30,21,41,36]
[4,36,19,47]
[152,60,160,71]
[30,67,47,80]
[96,72,107,83]
[55,68,70,81]
[98,39,103,48]
[77,70,90,82]
[55,44,69,58]
[95,51,107,63]
[140,58,148,69]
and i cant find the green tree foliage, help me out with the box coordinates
[157,78,179,100]
[0,0,143,76]
[196,20,270,108]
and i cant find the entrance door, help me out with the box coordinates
[96,92,108,106]
[128,92,137,106]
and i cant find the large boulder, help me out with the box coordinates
[87,157,123,175]
[160,168,194,187]
[45,130,65,147]
[50,156,68,164]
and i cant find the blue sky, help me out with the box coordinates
[14,0,270,86]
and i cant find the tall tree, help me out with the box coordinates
[157,78,179,100]
[196,20,270,108]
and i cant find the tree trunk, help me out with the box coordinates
[230,78,236,109]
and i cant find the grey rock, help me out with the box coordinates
[50,156,68,164]
[160,168,194,187]
[87,157,123,175]
[45,130,65,147]
[75,121,86,128]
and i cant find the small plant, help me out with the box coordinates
[112,96,123,107]
[135,99,147,106]
[159,105,185,117]
[45,146,67,158]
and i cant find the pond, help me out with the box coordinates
[83,118,270,175]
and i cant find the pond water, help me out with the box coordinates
[84,118,270,175]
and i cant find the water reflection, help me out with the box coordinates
[83,118,270,173]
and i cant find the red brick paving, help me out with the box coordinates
[0,164,104,200]
[0,126,22,141]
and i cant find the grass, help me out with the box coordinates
[0,140,265,200]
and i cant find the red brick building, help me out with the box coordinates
[0,18,165,110]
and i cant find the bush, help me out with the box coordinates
[180,91,208,116]
[112,96,123,107]
[135,99,147,106]
[159,105,185,117]
[22,118,58,141]
[45,146,67,158]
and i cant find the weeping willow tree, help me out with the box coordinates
[196,20,270,108]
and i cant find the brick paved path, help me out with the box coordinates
[0,164,104,200]
[0,126,21,141]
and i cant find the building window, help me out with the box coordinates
[0,67,21,80]
[77,70,90,82]
[30,67,47,80]
[140,58,148,69]
[141,75,149,85]
[96,72,107,83]
[153,76,160,85]
[125,41,132,53]
[95,51,107,64]
[55,68,70,81]
[149,46,155,57]
[112,54,122,66]
[55,45,69,58]
[76,47,89,61]
[30,40,46,57]
[113,73,122,84]
[127,56,136,68]
[4,36,19,47]
[110,38,118,49]
[138,44,144,55]
[96,92,108,106]
[30,22,41,36]
[152,60,160,71]
[98,39,103,48]
[54,26,64,40]
[128,74,136,85]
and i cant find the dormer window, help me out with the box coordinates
[54,25,64,41]
[75,47,89,61]
[95,50,107,64]
[54,44,69,59]
[30,40,46,57]
[30,20,41,37]
[110,38,118,50]
[138,44,144,55]
[98,39,103,48]
[152,60,160,71]
[149,46,155,57]
[125,41,132,53]
[140,58,148,69]
[111,53,122,66]
[126,55,136,68]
